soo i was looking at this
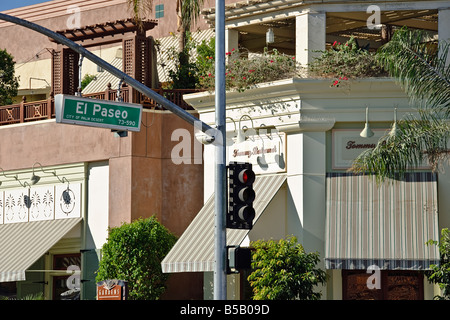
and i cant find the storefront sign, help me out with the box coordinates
[97,280,128,300]
[97,285,122,300]
[332,129,385,169]
[229,132,286,174]
[55,94,142,132]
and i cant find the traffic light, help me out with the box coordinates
[227,245,252,274]
[227,162,255,230]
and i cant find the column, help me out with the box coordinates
[225,28,239,53]
[295,11,326,67]
[438,8,450,65]
[286,131,327,255]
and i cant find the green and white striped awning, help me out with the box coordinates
[161,174,287,273]
[325,172,439,270]
[0,218,82,282]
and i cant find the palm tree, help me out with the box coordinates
[127,0,204,52]
[351,28,450,182]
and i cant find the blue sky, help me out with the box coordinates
[0,0,49,12]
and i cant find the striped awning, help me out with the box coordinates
[0,218,82,282]
[161,174,287,273]
[325,172,439,270]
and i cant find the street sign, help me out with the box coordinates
[55,94,142,132]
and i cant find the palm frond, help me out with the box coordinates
[127,0,153,22]
[180,0,205,30]
[377,27,450,115]
[350,28,450,182]
[351,111,450,182]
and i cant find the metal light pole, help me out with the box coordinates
[214,0,227,300]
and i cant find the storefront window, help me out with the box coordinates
[53,253,81,271]
[0,282,17,299]
[52,253,81,300]
[342,270,424,300]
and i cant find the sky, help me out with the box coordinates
[0,0,50,12]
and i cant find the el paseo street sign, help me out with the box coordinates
[55,94,142,132]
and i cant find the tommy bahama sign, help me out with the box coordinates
[0,183,81,224]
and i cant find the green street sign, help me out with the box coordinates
[55,94,142,132]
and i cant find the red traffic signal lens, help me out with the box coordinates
[238,169,255,185]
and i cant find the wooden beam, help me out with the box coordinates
[49,19,157,43]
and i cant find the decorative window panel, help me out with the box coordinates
[0,183,82,224]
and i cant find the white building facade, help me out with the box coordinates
[162,0,450,300]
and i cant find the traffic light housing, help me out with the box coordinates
[227,162,255,230]
[227,246,252,274]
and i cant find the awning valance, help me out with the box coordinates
[0,217,82,282]
[325,172,439,270]
[161,174,287,273]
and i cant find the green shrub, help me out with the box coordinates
[426,228,450,300]
[198,47,301,92]
[247,236,327,300]
[309,37,387,87]
[96,217,177,300]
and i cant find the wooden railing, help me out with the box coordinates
[0,85,202,127]
[0,96,54,126]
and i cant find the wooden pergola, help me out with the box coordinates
[50,18,157,47]
[50,18,158,100]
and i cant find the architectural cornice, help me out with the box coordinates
[184,77,414,133]
[203,0,449,25]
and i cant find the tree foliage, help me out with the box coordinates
[198,46,300,92]
[247,236,327,300]
[0,48,19,106]
[426,228,450,300]
[351,28,450,181]
[127,0,204,52]
[309,36,387,83]
[96,217,177,300]
[164,32,199,89]
[377,28,450,114]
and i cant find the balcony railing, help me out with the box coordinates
[0,85,201,127]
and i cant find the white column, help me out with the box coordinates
[225,28,239,53]
[286,131,327,255]
[295,11,326,67]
